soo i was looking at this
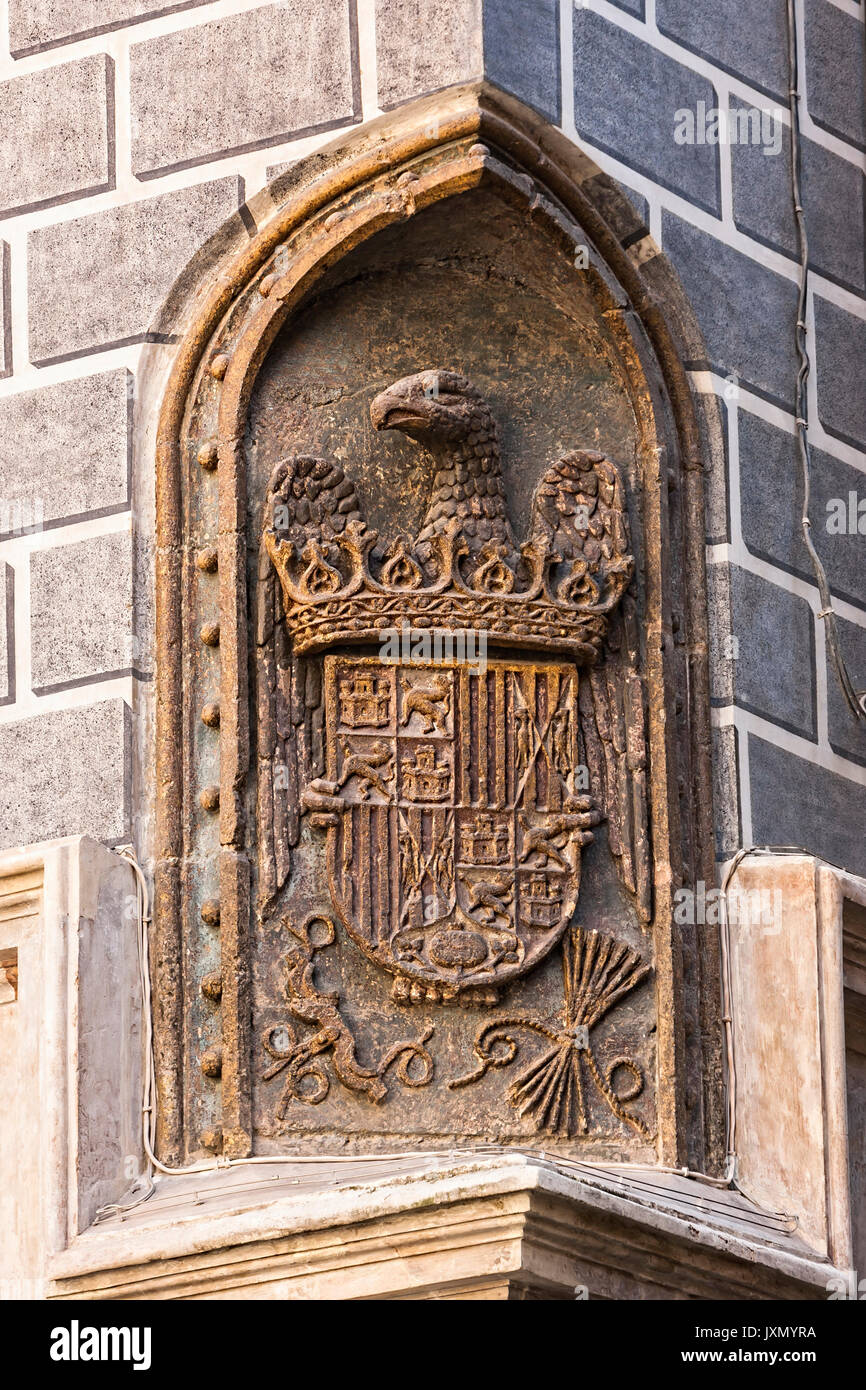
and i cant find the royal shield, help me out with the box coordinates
[324,654,589,1002]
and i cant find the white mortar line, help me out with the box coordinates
[0,0,281,80]
[4,222,29,374]
[689,369,866,476]
[559,0,574,133]
[0,346,143,398]
[10,543,29,701]
[734,710,753,847]
[584,0,865,168]
[706,541,866,630]
[356,0,380,121]
[0,676,134,725]
[0,510,132,560]
[111,34,135,198]
[711,704,866,787]
[824,0,864,21]
[717,79,734,230]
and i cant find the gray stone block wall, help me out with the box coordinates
[28,177,248,363]
[0,562,12,705]
[0,371,131,534]
[483,0,559,122]
[129,5,358,177]
[661,212,800,408]
[376,0,484,108]
[0,0,862,877]
[8,2,212,56]
[0,55,113,218]
[30,531,133,692]
[0,700,129,846]
[572,11,721,214]
[655,0,789,102]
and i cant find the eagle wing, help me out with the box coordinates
[529,450,651,925]
[257,456,364,916]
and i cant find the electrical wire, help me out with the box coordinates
[785,0,866,721]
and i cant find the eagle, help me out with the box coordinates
[256,369,650,924]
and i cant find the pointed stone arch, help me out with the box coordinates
[154,83,722,1170]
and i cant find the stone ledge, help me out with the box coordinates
[49,1154,834,1300]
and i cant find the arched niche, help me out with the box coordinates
[154,84,721,1170]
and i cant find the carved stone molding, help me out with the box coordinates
[154,83,721,1169]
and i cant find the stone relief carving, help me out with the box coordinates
[449,924,652,1140]
[258,372,648,1013]
[154,113,720,1166]
[261,913,434,1117]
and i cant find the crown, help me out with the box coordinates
[262,370,635,663]
[264,517,632,662]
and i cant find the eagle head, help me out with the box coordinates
[369,370,487,445]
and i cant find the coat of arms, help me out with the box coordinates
[258,370,650,1016]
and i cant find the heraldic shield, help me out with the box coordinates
[324,654,589,1001]
[262,369,647,1013]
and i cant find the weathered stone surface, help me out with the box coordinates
[0,241,10,377]
[0,700,128,848]
[661,212,799,406]
[749,733,866,877]
[376,0,483,108]
[0,371,130,535]
[0,55,111,217]
[620,186,649,230]
[804,0,865,149]
[28,177,246,363]
[30,532,132,691]
[694,387,729,545]
[608,0,644,16]
[712,724,741,858]
[0,562,11,704]
[826,615,866,766]
[656,0,788,101]
[483,0,559,122]
[708,562,816,740]
[8,0,210,55]
[572,10,720,215]
[828,622,866,772]
[130,4,356,177]
[814,298,866,451]
[731,111,866,296]
[739,411,866,611]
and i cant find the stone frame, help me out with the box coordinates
[154,83,722,1169]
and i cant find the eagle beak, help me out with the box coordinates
[370,388,430,433]
[369,389,400,432]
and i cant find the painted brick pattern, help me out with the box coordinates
[28,176,248,363]
[0,55,113,218]
[8,1,213,56]
[376,0,484,108]
[30,531,133,691]
[129,4,357,177]
[0,371,131,534]
[0,0,861,874]
[572,10,721,214]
